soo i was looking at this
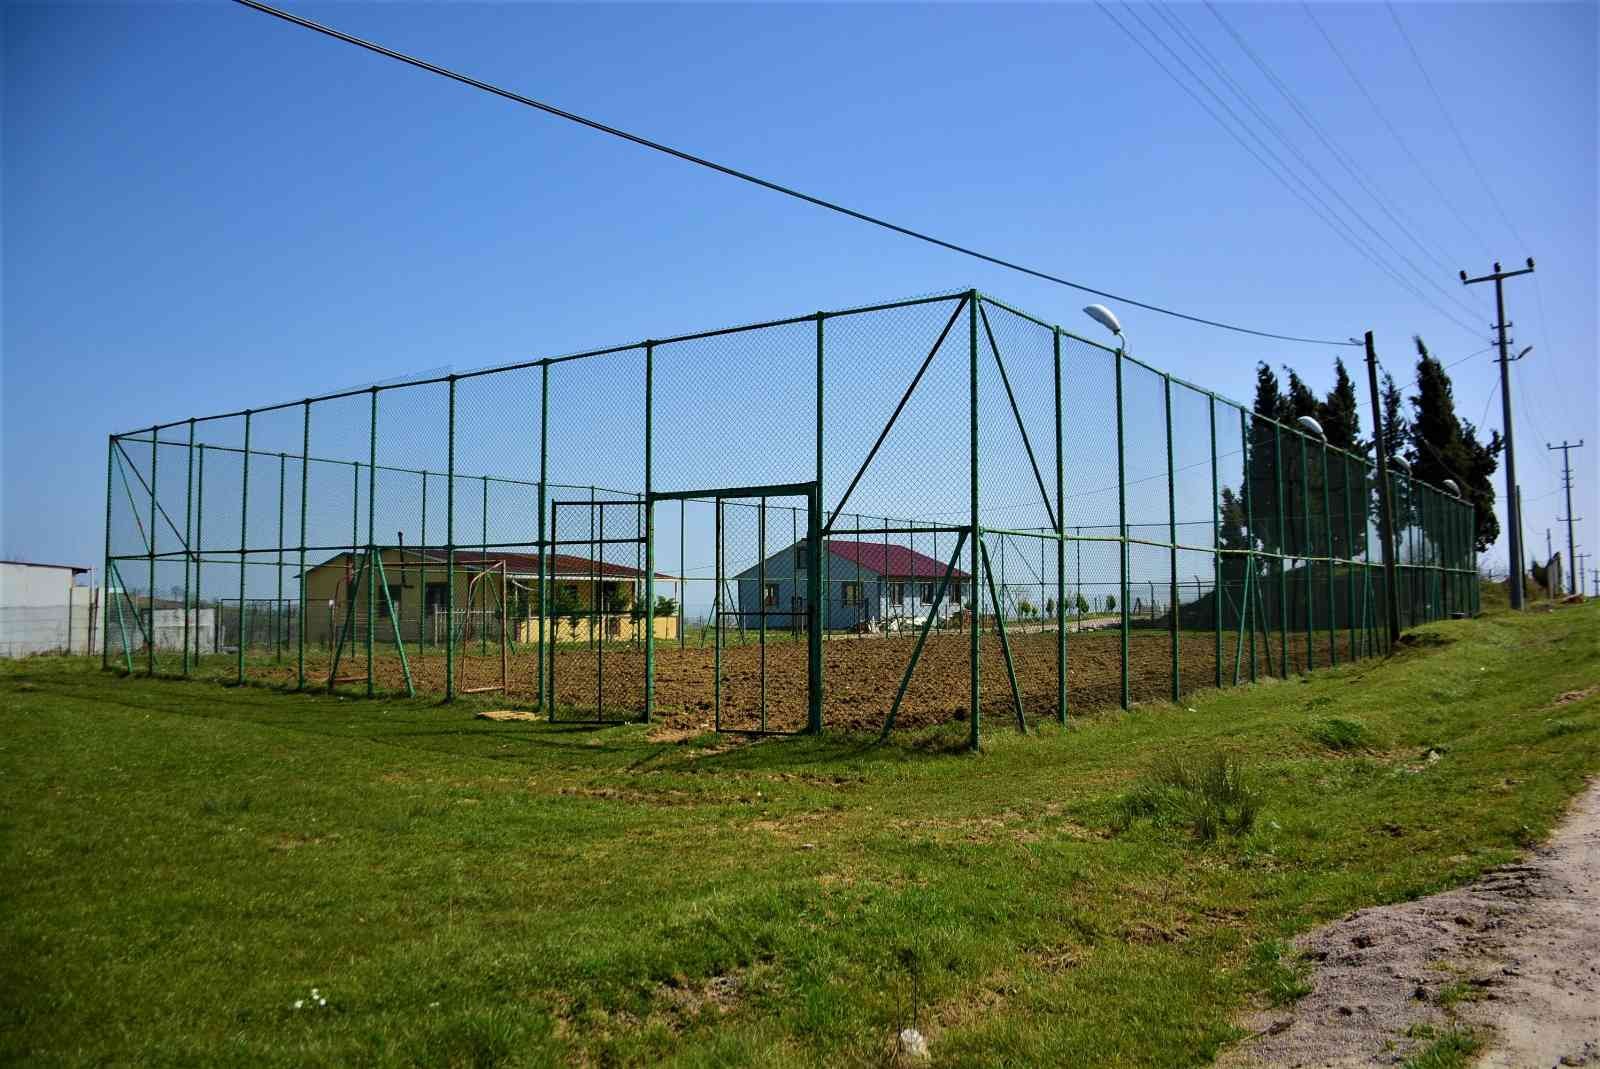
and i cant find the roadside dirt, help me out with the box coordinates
[1224,781,1600,1068]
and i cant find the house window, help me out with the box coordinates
[425,582,449,615]
[794,539,807,570]
[919,581,935,604]
[887,581,904,605]
[379,585,403,617]
[841,581,862,606]
[950,581,963,603]
[763,583,780,608]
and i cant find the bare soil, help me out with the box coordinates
[1224,781,1600,1068]
[236,626,1367,734]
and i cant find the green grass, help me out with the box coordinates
[1400,1025,1483,1068]
[2,601,1596,1067]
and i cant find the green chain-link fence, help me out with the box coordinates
[104,289,1477,746]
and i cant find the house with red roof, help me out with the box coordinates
[733,538,971,632]
[300,547,674,644]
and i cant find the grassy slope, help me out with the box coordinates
[1,602,1596,1068]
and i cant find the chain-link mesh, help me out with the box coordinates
[104,289,1478,744]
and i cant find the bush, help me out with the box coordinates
[1112,751,1261,842]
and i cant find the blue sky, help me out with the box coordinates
[4,1,1595,588]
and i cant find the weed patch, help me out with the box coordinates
[1112,750,1262,842]
[1308,716,1375,752]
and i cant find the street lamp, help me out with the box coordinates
[1082,304,1124,345]
[1296,415,1325,440]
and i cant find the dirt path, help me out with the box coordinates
[1225,780,1600,1068]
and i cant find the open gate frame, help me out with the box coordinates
[103,289,1479,748]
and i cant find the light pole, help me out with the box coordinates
[1083,304,1130,707]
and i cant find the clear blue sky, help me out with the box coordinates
[4,1,1594,585]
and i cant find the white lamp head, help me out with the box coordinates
[1296,415,1325,440]
[1082,304,1123,338]
[1443,479,1461,498]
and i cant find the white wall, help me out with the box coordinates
[0,562,81,607]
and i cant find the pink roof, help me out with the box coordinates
[824,540,969,580]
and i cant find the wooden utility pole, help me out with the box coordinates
[1461,258,1535,609]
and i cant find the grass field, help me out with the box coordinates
[3,597,1596,1067]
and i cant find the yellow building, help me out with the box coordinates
[298,548,676,646]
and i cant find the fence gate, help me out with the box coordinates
[547,497,649,723]
[651,482,821,735]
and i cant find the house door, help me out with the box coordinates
[648,481,820,734]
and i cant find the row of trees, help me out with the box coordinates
[1218,340,1499,569]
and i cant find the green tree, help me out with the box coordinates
[1318,358,1361,452]
[1407,337,1500,553]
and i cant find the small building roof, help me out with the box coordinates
[0,560,91,574]
[824,540,970,581]
[303,549,668,581]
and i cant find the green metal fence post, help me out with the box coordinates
[806,483,822,734]
[1209,396,1221,688]
[547,501,557,720]
[1344,452,1357,662]
[446,376,456,701]
[101,435,115,671]
[1163,376,1178,702]
[644,341,655,724]
[814,311,826,720]
[182,420,195,677]
[195,444,205,666]
[418,471,428,652]
[1115,342,1130,707]
[367,388,378,698]
[758,496,767,731]
[1301,433,1314,671]
[276,452,286,664]
[1323,440,1335,666]
[1271,424,1287,676]
[298,401,310,690]
[238,411,252,685]
[148,425,158,676]
[1242,410,1256,682]
[538,359,549,706]
[1053,328,1066,725]
[968,291,981,750]
[714,497,724,730]
[480,475,489,657]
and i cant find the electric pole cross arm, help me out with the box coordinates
[1461,258,1535,610]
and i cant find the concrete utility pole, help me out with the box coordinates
[1548,439,1584,595]
[1364,331,1403,644]
[1462,258,1535,609]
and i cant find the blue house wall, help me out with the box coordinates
[733,542,963,632]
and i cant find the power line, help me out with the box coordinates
[1100,2,1472,336]
[231,0,1358,349]
[1200,2,1481,317]
[1385,3,1528,250]
[1302,3,1492,257]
